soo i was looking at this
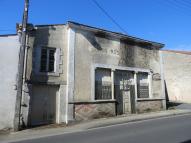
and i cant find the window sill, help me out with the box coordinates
[94,99,116,102]
[136,98,165,101]
[35,72,60,77]
[69,99,116,104]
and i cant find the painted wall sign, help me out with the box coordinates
[95,47,120,57]
[152,73,161,80]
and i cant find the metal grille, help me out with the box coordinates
[137,84,149,98]
[95,81,112,100]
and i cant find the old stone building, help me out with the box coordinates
[17,21,166,128]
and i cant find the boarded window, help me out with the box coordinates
[95,68,112,100]
[137,72,149,98]
[40,47,56,72]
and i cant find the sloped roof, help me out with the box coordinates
[0,34,17,37]
[68,21,165,49]
[34,21,164,48]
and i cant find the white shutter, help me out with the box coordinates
[55,48,62,75]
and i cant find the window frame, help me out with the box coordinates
[40,47,56,73]
[34,46,60,76]
[92,64,152,102]
[136,72,150,99]
[94,67,112,100]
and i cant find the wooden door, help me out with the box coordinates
[115,70,135,115]
[30,85,58,126]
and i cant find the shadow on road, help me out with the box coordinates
[181,140,191,143]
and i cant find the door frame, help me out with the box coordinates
[29,84,60,126]
[114,70,134,115]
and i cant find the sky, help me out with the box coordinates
[0,0,191,50]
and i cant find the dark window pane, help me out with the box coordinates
[137,85,149,98]
[137,72,149,98]
[48,49,55,72]
[95,81,112,100]
[40,48,47,72]
[95,68,112,100]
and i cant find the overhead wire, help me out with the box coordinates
[173,0,191,9]
[181,0,191,6]
[161,0,191,17]
[91,0,128,34]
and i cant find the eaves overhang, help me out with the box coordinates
[67,21,165,49]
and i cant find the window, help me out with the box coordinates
[137,72,149,98]
[95,68,112,100]
[40,47,56,73]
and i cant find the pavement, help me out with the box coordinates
[9,113,191,143]
[176,103,191,110]
[0,109,191,143]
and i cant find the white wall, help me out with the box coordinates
[0,35,19,130]
[162,50,191,103]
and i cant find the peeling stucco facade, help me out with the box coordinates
[3,19,191,133]
[72,26,165,120]
[22,25,69,126]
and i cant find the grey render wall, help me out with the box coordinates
[27,25,68,83]
[22,25,68,125]
[0,35,20,130]
[74,30,120,101]
[24,24,164,123]
[120,40,163,99]
[162,50,191,103]
[74,29,163,102]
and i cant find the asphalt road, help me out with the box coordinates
[11,114,191,143]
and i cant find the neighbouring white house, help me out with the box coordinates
[0,34,20,131]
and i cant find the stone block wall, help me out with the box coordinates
[74,102,116,120]
[136,100,163,113]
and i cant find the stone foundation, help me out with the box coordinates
[74,102,116,120]
[73,100,164,120]
[136,100,163,113]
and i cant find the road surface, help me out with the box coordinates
[10,114,191,143]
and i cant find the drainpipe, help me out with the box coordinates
[159,51,166,110]
[14,0,29,131]
[66,25,75,124]
[65,26,70,124]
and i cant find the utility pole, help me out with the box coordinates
[14,0,29,131]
